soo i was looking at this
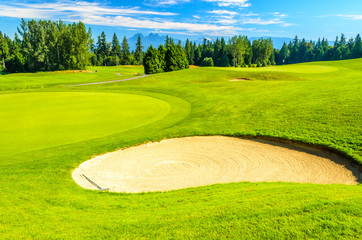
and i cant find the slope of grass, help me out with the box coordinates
[0,65,144,90]
[0,59,361,239]
[0,92,170,160]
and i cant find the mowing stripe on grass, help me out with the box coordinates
[65,74,149,87]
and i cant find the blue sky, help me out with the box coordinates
[0,0,361,41]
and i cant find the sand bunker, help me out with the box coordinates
[72,136,360,193]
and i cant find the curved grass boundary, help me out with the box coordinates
[0,91,191,167]
[0,91,171,160]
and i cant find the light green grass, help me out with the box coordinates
[0,92,169,160]
[0,65,144,90]
[0,59,361,239]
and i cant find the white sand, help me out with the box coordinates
[72,136,359,193]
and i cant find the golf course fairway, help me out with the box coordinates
[0,60,361,239]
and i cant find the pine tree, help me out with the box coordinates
[219,37,229,67]
[289,36,299,63]
[279,42,290,64]
[121,36,130,65]
[96,31,107,59]
[193,43,201,65]
[111,33,121,66]
[158,45,166,71]
[165,44,179,72]
[135,35,143,65]
[185,39,192,65]
[143,45,162,74]
[352,34,362,58]
[0,31,9,70]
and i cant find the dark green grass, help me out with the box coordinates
[0,59,361,239]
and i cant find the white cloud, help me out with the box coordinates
[0,1,235,33]
[242,17,282,25]
[203,0,251,7]
[0,1,177,18]
[337,14,362,20]
[241,13,259,17]
[0,0,295,36]
[75,15,232,32]
[207,10,237,15]
[272,12,288,18]
[217,19,238,24]
[147,0,190,5]
[282,23,294,27]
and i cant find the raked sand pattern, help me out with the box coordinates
[73,136,359,193]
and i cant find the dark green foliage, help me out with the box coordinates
[184,35,274,68]
[143,45,163,74]
[275,33,362,65]
[252,38,273,66]
[352,34,362,58]
[96,31,108,60]
[144,39,188,74]
[135,35,143,65]
[201,57,214,67]
[0,31,9,70]
[158,45,166,72]
[121,36,130,65]
[5,51,25,73]
[9,19,92,72]
[164,44,179,72]
[110,33,121,66]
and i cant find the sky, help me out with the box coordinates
[0,0,361,42]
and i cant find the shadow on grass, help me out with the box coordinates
[0,71,11,75]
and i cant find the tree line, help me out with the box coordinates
[143,35,274,74]
[0,19,361,73]
[274,34,362,65]
[0,19,92,73]
[183,36,274,67]
[90,32,143,67]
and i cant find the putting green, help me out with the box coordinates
[0,92,170,159]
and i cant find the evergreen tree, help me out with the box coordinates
[185,39,193,65]
[121,36,130,65]
[135,35,143,65]
[278,42,290,64]
[158,45,166,71]
[165,44,180,72]
[219,37,229,67]
[213,38,221,66]
[176,44,189,70]
[289,36,299,63]
[143,45,162,74]
[0,31,9,70]
[352,34,362,58]
[111,33,121,66]
[96,31,107,60]
[201,57,214,67]
[193,44,201,65]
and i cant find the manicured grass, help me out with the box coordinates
[0,92,169,160]
[0,65,144,90]
[0,60,361,239]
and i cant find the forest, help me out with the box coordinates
[0,19,361,73]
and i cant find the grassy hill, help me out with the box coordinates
[0,59,361,239]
